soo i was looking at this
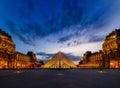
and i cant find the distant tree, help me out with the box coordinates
[36,60,44,67]
[39,60,44,65]
[79,60,83,64]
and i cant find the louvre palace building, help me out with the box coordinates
[82,29,120,68]
[0,29,36,69]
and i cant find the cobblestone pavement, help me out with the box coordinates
[0,69,120,88]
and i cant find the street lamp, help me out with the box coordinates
[16,63,21,73]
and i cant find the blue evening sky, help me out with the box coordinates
[0,0,120,62]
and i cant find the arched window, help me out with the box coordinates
[0,37,1,43]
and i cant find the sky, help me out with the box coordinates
[0,0,120,63]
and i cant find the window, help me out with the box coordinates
[2,42,5,47]
[0,37,1,43]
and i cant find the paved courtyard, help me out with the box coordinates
[0,69,120,88]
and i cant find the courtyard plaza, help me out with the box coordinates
[0,68,120,88]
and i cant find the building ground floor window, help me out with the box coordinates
[110,60,120,68]
[0,59,8,68]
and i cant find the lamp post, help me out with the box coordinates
[15,62,21,73]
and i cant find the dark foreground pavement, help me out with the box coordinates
[0,69,120,88]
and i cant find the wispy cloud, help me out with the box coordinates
[1,0,120,54]
[36,51,81,63]
[6,20,38,46]
[7,0,116,44]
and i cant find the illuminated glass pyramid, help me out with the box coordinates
[43,51,76,68]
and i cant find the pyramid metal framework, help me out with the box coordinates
[43,51,76,68]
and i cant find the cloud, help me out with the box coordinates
[5,0,83,41]
[65,53,82,61]
[36,51,81,63]
[4,0,120,48]
[36,52,55,63]
[6,20,40,46]
[58,35,72,43]
[88,35,104,42]
[56,41,103,56]
[55,0,119,47]
[56,24,105,48]
[45,0,115,44]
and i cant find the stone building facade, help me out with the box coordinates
[82,51,103,68]
[0,29,36,69]
[82,29,120,68]
[102,29,120,68]
[14,51,36,68]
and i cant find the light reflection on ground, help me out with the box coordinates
[56,73,64,76]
